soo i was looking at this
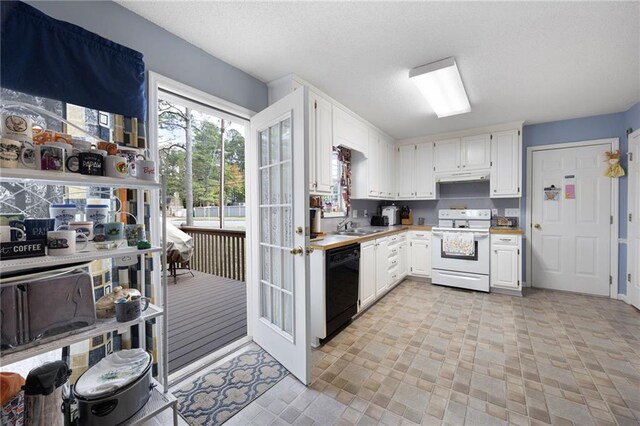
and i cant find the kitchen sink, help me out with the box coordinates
[334,229,384,236]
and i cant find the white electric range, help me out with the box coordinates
[431,209,491,292]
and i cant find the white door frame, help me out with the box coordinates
[627,128,640,307]
[525,138,619,298]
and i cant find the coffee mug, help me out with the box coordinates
[20,144,66,172]
[71,138,96,153]
[0,138,23,168]
[45,141,74,157]
[24,218,55,240]
[2,114,33,143]
[49,204,77,228]
[46,230,88,256]
[0,214,25,241]
[125,224,145,246]
[66,151,104,176]
[134,159,156,181]
[104,155,131,179]
[96,141,118,155]
[103,222,124,241]
[85,204,109,224]
[57,221,94,241]
[115,295,150,322]
[0,226,25,242]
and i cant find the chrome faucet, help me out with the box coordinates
[337,218,354,231]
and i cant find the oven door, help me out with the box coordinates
[431,228,489,275]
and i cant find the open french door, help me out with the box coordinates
[628,129,640,310]
[248,88,311,384]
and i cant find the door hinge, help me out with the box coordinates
[518,187,520,193]
[433,142,436,147]
[358,299,361,307]
[490,134,493,140]
[517,280,520,287]
[518,130,521,136]
[314,100,317,109]
[610,215,614,225]
[517,249,520,255]
[609,276,613,285]
[628,273,632,282]
[490,161,493,167]
[630,213,633,222]
[415,145,417,150]
[410,267,413,272]
[629,152,633,161]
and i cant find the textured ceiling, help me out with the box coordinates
[118,1,640,139]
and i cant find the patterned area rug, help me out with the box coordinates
[175,345,289,425]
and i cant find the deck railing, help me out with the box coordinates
[179,226,246,282]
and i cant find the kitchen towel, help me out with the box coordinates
[443,232,475,257]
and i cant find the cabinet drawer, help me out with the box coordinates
[492,235,518,246]
[388,256,399,270]
[409,231,431,241]
[388,246,400,257]
[388,267,399,283]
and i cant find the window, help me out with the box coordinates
[321,148,350,218]
[157,91,247,230]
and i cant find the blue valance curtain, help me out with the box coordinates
[0,0,146,120]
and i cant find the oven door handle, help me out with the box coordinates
[432,231,489,239]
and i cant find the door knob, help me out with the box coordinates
[290,246,304,256]
[534,224,541,229]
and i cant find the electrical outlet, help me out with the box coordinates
[364,210,368,217]
[492,209,498,216]
[505,208,520,217]
[352,209,358,218]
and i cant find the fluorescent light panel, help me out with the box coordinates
[410,57,471,118]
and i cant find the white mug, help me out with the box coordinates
[57,221,94,241]
[135,159,156,181]
[0,226,26,242]
[105,155,131,179]
[46,230,88,256]
[49,204,78,229]
[20,144,66,172]
[2,114,33,143]
[0,138,23,168]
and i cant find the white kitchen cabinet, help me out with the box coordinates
[333,105,368,155]
[490,130,521,198]
[352,129,396,200]
[396,143,436,200]
[398,241,409,279]
[367,130,381,197]
[309,92,333,194]
[434,138,461,174]
[382,136,396,198]
[375,237,390,295]
[409,231,431,277]
[359,240,377,310]
[490,234,521,291]
[434,135,491,175]
[461,134,491,171]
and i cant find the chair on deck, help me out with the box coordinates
[166,222,195,284]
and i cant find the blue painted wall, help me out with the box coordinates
[522,102,639,295]
[26,1,268,114]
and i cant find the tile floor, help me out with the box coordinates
[226,280,640,426]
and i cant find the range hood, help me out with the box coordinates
[436,170,490,183]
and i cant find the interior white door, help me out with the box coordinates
[531,143,612,296]
[628,130,640,309]
[250,88,310,384]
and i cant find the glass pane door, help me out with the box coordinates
[259,115,294,338]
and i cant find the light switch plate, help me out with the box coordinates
[352,209,358,218]
[505,208,520,217]
[364,210,368,217]
[492,209,498,216]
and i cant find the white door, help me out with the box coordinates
[461,134,491,171]
[250,88,310,384]
[491,130,521,198]
[491,245,518,289]
[531,143,612,296]
[397,145,415,198]
[415,142,436,198]
[359,241,377,310]
[410,239,430,276]
[434,138,460,173]
[628,130,640,309]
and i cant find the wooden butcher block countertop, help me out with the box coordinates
[310,225,433,251]
[490,227,524,235]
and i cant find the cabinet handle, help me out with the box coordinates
[494,189,497,193]
[462,165,466,168]
[494,250,497,254]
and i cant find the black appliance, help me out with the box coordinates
[325,244,360,338]
[23,361,71,426]
[370,215,389,226]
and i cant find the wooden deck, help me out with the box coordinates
[167,270,247,373]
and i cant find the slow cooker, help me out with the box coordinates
[73,349,152,426]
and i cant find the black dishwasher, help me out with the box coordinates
[325,244,360,338]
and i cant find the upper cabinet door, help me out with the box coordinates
[415,142,436,199]
[490,130,521,198]
[313,95,333,193]
[434,138,460,174]
[368,130,380,197]
[397,145,415,198]
[461,134,491,171]
[307,94,318,192]
[383,138,395,197]
[333,106,368,155]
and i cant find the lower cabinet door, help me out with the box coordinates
[490,245,519,288]
[375,238,389,296]
[359,241,377,310]
[410,239,431,277]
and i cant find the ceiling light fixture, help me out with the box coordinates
[409,57,471,118]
